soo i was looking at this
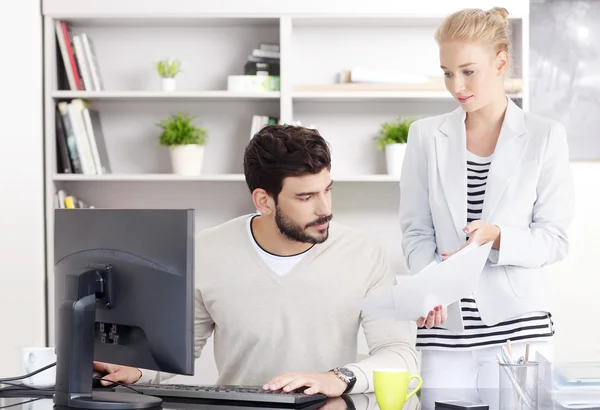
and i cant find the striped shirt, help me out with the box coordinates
[416,151,555,350]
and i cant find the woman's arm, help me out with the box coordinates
[490,122,575,268]
[399,121,438,274]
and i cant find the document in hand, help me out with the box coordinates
[357,241,492,323]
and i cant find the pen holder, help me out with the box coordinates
[499,362,539,410]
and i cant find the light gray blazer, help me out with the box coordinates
[398,98,575,330]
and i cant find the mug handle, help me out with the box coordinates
[405,374,423,401]
[22,352,35,385]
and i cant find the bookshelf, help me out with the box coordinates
[52,90,281,100]
[43,3,529,384]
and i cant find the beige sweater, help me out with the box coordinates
[138,215,418,393]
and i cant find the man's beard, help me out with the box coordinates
[274,206,332,244]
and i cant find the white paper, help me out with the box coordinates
[357,241,492,323]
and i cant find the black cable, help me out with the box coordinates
[0,363,56,383]
[96,377,141,394]
[0,366,141,399]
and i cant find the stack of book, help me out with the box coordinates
[227,43,280,92]
[56,99,111,175]
[249,115,280,139]
[244,43,280,76]
[55,20,104,91]
[55,189,94,209]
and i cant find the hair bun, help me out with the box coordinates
[489,7,509,26]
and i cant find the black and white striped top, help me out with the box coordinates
[416,151,555,351]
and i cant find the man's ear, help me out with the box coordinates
[252,188,275,215]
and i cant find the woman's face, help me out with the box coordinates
[439,41,508,112]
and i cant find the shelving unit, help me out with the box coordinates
[52,173,401,182]
[51,90,281,100]
[42,3,529,383]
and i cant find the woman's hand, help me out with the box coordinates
[416,305,447,328]
[441,221,500,261]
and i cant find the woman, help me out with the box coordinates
[398,6,575,400]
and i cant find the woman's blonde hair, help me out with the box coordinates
[435,7,511,55]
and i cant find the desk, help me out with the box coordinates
[0,389,501,410]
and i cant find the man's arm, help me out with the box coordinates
[136,287,215,384]
[343,243,419,394]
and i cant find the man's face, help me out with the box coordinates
[274,169,333,244]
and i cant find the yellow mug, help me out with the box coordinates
[374,368,423,410]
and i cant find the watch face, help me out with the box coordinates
[339,368,355,378]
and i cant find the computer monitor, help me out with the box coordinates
[53,208,195,410]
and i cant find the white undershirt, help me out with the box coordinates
[246,215,309,276]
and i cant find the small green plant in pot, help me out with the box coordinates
[155,57,182,92]
[157,113,208,176]
[375,117,415,177]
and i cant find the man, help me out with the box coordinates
[94,125,418,397]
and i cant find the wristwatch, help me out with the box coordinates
[330,367,357,394]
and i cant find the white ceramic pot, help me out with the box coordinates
[169,144,204,176]
[161,77,176,92]
[385,143,407,177]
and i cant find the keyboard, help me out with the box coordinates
[118,384,328,406]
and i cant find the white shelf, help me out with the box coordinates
[52,173,246,182]
[51,90,281,100]
[293,91,524,102]
[52,173,400,182]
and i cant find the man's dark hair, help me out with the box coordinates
[243,124,331,201]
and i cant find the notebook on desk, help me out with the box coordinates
[556,364,600,385]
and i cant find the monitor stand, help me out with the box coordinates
[53,266,162,410]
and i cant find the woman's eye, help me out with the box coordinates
[463,70,474,76]
[443,72,453,77]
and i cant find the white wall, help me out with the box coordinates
[547,162,600,363]
[0,0,46,376]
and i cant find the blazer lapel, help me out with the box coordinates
[436,107,468,241]
[481,98,529,222]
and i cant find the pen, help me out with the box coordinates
[497,353,535,410]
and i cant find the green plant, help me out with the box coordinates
[157,113,208,146]
[155,58,182,78]
[375,117,415,151]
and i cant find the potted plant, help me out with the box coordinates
[375,117,415,177]
[155,57,182,92]
[157,113,208,176]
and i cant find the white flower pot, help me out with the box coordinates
[169,144,204,176]
[161,78,176,92]
[385,143,407,177]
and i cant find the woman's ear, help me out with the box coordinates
[252,188,274,215]
[496,50,509,75]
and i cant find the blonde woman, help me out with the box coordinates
[398,7,574,400]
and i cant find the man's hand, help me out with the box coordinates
[441,221,500,261]
[93,361,142,386]
[416,304,447,328]
[418,221,498,329]
[263,371,347,397]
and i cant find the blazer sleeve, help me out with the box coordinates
[399,120,439,274]
[490,122,575,268]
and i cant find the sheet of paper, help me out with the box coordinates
[357,241,493,323]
